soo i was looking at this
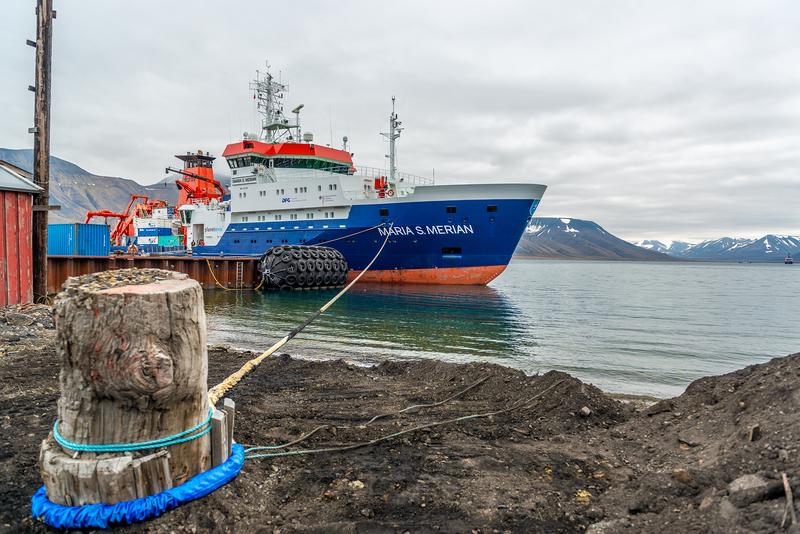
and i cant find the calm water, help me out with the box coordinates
[205,260,799,397]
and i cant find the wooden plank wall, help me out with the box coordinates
[0,191,34,306]
[47,255,259,294]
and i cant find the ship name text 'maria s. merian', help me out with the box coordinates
[179,66,546,285]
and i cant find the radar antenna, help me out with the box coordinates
[380,96,402,184]
[250,62,300,143]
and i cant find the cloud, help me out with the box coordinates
[1,0,799,241]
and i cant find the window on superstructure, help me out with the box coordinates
[306,213,314,219]
[275,214,282,221]
[318,185,322,192]
[294,187,298,194]
[290,213,298,220]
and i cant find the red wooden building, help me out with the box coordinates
[0,160,41,306]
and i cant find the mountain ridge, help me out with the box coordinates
[515,218,672,261]
[634,235,800,262]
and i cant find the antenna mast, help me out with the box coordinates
[250,63,295,143]
[381,96,402,183]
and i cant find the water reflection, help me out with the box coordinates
[204,283,528,365]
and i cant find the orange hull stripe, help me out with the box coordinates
[347,265,508,285]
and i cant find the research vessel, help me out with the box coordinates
[180,67,546,284]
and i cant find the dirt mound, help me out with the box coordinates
[519,370,632,435]
[592,353,800,533]
[375,360,630,439]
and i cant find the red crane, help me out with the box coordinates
[85,194,168,246]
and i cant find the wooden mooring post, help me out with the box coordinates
[39,269,213,505]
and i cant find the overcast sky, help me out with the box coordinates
[2,1,799,241]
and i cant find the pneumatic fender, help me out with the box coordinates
[257,245,349,290]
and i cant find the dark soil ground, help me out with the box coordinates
[0,307,798,533]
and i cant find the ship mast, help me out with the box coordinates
[381,96,402,183]
[249,63,299,143]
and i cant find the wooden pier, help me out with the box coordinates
[47,255,259,293]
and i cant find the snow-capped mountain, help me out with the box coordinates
[633,235,800,262]
[634,240,694,256]
[516,218,671,260]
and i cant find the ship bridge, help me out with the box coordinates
[222,140,354,176]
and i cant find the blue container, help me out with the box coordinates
[137,227,172,237]
[48,223,110,256]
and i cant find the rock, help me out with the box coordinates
[586,518,630,533]
[645,398,675,416]
[677,429,705,448]
[4,313,34,327]
[699,496,714,509]
[718,497,738,520]
[727,474,783,507]
[348,480,365,490]
[747,424,761,442]
[672,469,691,484]
[580,406,592,417]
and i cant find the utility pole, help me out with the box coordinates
[30,0,55,300]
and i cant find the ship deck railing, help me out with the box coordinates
[230,166,435,187]
[354,166,434,186]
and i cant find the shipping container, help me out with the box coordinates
[137,227,173,237]
[157,235,182,247]
[136,236,159,245]
[48,223,110,256]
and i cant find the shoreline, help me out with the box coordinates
[1,310,797,532]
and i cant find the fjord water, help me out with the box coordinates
[204,259,798,397]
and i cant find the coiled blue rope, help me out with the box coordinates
[32,443,245,529]
[52,408,213,453]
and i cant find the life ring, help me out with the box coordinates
[386,189,395,197]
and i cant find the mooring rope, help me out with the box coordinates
[241,376,490,452]
[244,379,566,460]
[205,258,265,292]
[207,223,393,405]
[52,408,214,453]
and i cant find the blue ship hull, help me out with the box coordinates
[194,195,541,284]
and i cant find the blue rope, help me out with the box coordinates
[52,408,214,453]
[32,443,246,529]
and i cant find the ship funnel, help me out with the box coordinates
[303,132,314,143]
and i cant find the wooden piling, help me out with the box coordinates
[222,398,236,456]
[39,269,211,505]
